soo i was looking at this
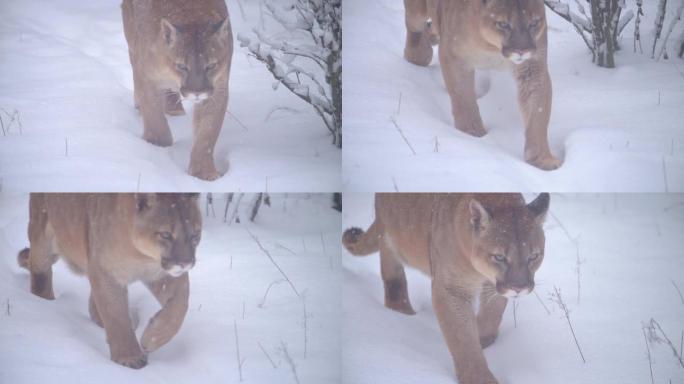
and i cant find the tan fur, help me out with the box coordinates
[18,193,202,369]
[404,0,561,170]
[122,0,233,180]
[343,193,550,384]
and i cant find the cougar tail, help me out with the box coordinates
[342,221,381,256]
[17,247,30,269]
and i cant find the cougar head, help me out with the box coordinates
[468,193,550,298]
[479,0,546,65]
[160,17,233,102]
[132,193,202,277]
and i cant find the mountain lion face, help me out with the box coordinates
[132,193,202,277]
[160,18,232,102]
[468,193,549,298]
[478,0,547,65]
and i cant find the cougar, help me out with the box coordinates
[343,193,550,384]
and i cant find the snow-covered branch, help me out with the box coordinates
[545,0,633,67]
[238,0,342,147]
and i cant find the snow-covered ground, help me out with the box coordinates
[0,193,341,384]
[342,0,684,192]
[0,0,340,192]
[343,193,684,384]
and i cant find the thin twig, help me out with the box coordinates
[549,211,582,304]
[396,91,402,115]
[246,227,300,298]
[223,193,234,222]
[236,0,247,21]
[533,290,551,315]
[671,280,684,305]
[234,320,245,382]
[279,341,300,384]
[303,295,308,358]
[65,138,68,157]
[274,242,297,256]
[663,156,669,193]
[390,116,417,155]
[5,299,9,316]
[320,232,326,255]
[228,110,249,131]
[258,279,285,308]
[650,318,684,368]
[258,342,277,369]
[550,286,586,363]
[643,326,655,384]
[265,106,301,122]
[392,177,399,192]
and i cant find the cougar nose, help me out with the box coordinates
[509,283,533,295]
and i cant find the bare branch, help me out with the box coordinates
[390,116,417,156]
[550,286,586,363]
[533,290,551,315]
[671,280,684,306]
[279,341,301,384]
[246,227,300,298]
[643,326,655,384]
[647,318,684,368]
[258,279,285,308]
[234,320,245,382]
[258,341,278,369]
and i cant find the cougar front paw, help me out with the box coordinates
[527,153,562,171]
[112,351,148,369]
[143,131,173,147]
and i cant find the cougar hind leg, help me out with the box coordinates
[380,240,416,315]
[24,223,58,300]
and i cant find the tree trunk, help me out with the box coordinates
[327,2,342,148]
[591,0,618,68]
[332,193,342,212]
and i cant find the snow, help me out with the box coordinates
[342,0,684,192]
[342,193,684,384]
[0,193,341,383]
[0,0,340,192]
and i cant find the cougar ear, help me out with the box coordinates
[527,193,550,222]
[161,18,178,46]
[469,198,491,234]
[135,193,157,213]
[212,17,231,39]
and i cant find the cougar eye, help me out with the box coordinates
[158,231,174,241]
[191,234,201,246]
[175,63,188,71]
[496,21,511,30]
[490,253,506,263]
[205,62,217,71]
[528,252,541,262]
